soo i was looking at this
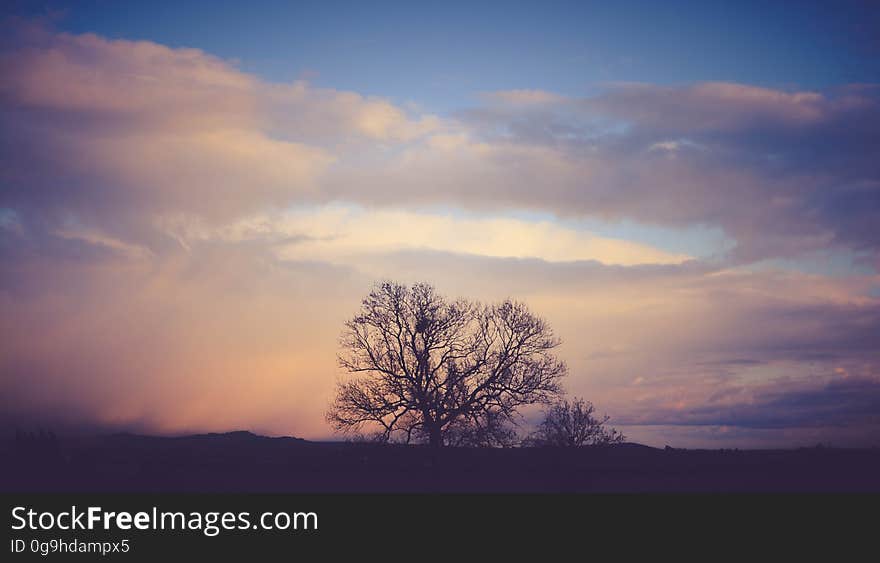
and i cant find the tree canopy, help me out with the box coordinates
[327,282,566,447]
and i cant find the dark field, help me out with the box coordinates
[4,431,879,493]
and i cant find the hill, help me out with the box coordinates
[3,431,879,492]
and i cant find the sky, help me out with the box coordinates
[1,1,879,448]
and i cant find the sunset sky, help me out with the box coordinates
[1,0,879,448]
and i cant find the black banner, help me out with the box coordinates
[2,493,876,559]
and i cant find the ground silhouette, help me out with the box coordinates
[3,431,879,492]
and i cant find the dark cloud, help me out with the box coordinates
[448,83,880,264]
[627,376,880,432]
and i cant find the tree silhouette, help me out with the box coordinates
[327,281,566,447]
[528,397,625,447]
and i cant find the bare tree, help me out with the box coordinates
[444,408,519,448]
[527,398,625,447]
[327,282,566,447]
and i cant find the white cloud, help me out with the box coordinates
[219,205,692,266]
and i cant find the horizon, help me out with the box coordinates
[10,427,876,451]
[1,1,879,450]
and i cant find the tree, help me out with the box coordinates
[327,281,566,447]
[528,398,625,447]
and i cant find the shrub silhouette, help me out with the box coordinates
[527,398,625,447]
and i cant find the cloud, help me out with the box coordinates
[588,81,828,130]
[480,89,566,105]
[542,82,880,263]
[2,233,878,445]
[0,24,439,247]
[0,237,367,438]
[2,23,880,447]
[218,205,691,266]
[263,81,442,142]
[3,24,879,269]
[620,374,880,432]
[348,82,879,265]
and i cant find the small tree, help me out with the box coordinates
[528,397,624,447]
[327,281,566,447]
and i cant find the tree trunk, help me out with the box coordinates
[428,424,443,448]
